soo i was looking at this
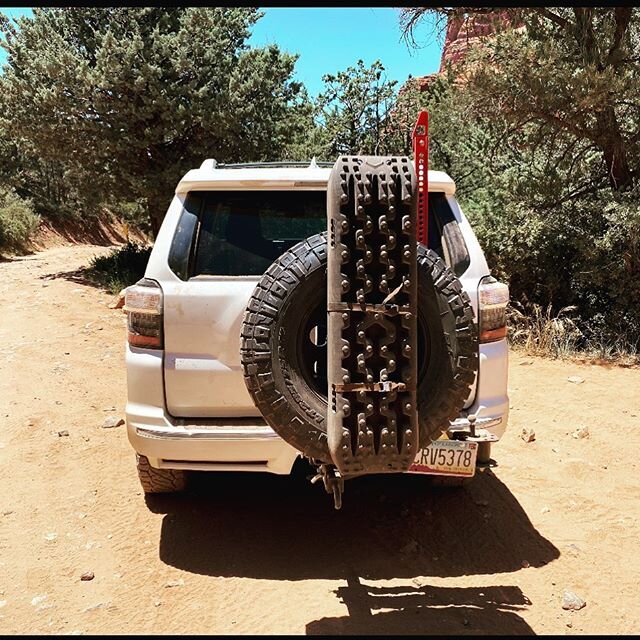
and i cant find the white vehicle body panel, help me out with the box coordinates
[126,163,508,473]
[162,278,262,417]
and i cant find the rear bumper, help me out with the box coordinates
[126,339,509,473]
[125,345,300,474]
[127,416,301,475]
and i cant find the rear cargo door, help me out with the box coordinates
[162,189,326,418]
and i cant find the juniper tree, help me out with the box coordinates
[0,8,311,232]
[401,7,640,194]
[316,59,398,157]
[397,7,640,351]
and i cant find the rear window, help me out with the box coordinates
[168,188,470,280]
[189,190,326,276]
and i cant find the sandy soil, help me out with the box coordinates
[0,243,639,635]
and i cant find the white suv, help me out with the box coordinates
[124,159,509,498]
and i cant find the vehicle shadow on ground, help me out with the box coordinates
[305,578,534,635]
[153,468,555,635]
[153,466,558,580]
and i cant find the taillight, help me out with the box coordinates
[125,279,163,349]
[478,276,509,343]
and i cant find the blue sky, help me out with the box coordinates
[0,8,443,96]
[248,8,442,97]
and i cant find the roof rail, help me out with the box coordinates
[198,159,335,170]
[200,159,217,170]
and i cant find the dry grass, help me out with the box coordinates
[507,303,640,367]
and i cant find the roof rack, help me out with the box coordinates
[199,158,334,170]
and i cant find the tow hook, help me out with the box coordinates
[310,463,345,510]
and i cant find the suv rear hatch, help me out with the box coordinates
[160,180,474,419]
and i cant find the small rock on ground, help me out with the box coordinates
[520,427,536,443]
[102,416,124,429]
[567,376,585,384]
[165,579,184,588]
[562,590,586,610]
[58,430,70,437]
[80,571,95,581]
[572,425,590,439]
[108,288,127,310]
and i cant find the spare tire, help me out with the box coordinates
[240,232,478,463]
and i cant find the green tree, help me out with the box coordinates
[400,7,640,352]
[401,7,640,194]
[316,59,399,157]
[0,186,39,253]
[0,8,311,232]
[385,73,502,202]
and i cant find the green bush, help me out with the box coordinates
[110,199,153,236]
[466,186,640,359]
[0,187,40,253]
[86,242,152,294]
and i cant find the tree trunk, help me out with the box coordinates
[602,139,633,191]
[147,193,168,237]
[596,108,633,191]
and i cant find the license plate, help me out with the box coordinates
[408,440,478,477]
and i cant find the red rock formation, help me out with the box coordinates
[389,10,520,137]
[439,11,514,71]
[414,10,519,91]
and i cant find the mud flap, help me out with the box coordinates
[327,156,419,476]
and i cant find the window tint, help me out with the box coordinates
[192,190,326,276]
[170,188,470,279]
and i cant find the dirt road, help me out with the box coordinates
[1,244,639,635]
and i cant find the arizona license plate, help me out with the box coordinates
[408,440,478,477]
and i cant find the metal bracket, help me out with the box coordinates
[310,463,345,510]
[332,381,411,393]
[447,414,501,443]
[327,302,413,316]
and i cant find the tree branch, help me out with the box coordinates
[537,8,572,31]
[539,175,609,210]
[606,7,633,66]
